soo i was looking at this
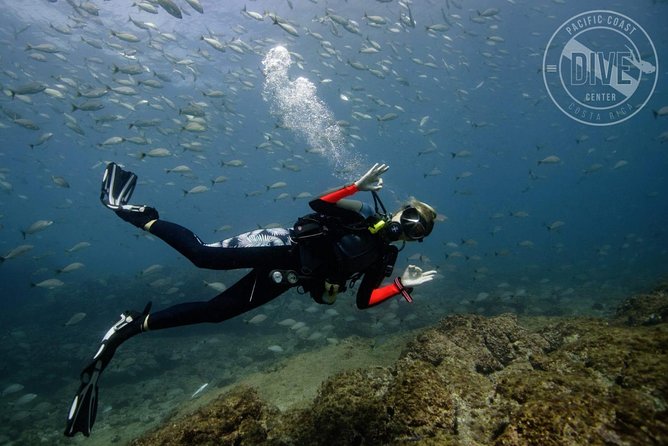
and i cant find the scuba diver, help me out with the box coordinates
[64,162,437,437]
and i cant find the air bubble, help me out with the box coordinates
[262,46,362,179]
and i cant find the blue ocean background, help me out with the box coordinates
[0,0,666,444]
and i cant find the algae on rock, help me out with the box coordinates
[131,288,668,446]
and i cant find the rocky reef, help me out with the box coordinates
[131,287,668,446]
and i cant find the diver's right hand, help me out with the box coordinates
[400,265,437,288]
[354,163,389,191]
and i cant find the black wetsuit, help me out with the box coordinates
[144,185,404,332]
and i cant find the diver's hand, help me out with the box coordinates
[400,265,437,288]
[354,163,389,191]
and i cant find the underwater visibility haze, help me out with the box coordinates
[0,0,666,444]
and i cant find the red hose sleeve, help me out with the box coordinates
[368,282,401,306]
[319,184,359,203]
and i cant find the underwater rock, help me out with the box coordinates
[403,313,549,374]
[131,308,668,446]
[386,358,457,441]
[614,285,668,326]
[130,386,278,446]
[291,368,396,445]
[495,317,668,446]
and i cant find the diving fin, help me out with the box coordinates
[64,303,150,437]
[100,162,137,209]
[64,358,101,437]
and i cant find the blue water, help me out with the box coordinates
[0,0,666,443]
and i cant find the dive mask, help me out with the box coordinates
[399,207,432,241]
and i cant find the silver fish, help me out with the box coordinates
[71,100,104,112]
[204,280,227,292]
[157,0,182,19]
[81,36,103,49]
[2,384,24,396]
[22,220,53,238]
[44,88,65,99]
[184,0,203,14]
[273,18,300,37]
[134,1,159,14]
[191,383,208,398]
[100,136,125,146]
[267,181,287,190]
[1,244,33,262]
[247,314,268,324]
[537,155,561,165]
[478,8,499,17]
[111,30,140,43]
[546,221,565,231]
[110,86,138,96]
[652,106,668,119]
[377,113,398,122]
[112,63,145,75]
[57,262,85,274]
[138,79,163,88]
[182,121,206,132]
[141,148,171,158]
[32,278,64,289]
[51,176,70,188]
[166,165,193,174]
[25,43,62,53]
[15,393,37,405]
[128,16,158,31]
[183,185,209,195]
[141,264,164,276]
[66,242,91,253]
[79,1,100,16]
[222,159,245,167]
[64,312,87,326]
[211,175,228,185]
[242,5,264,21]
[13,119,39,130]
[8,82,46,97]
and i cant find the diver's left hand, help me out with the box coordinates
[354,163,389,191]
[400,265,437,288]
